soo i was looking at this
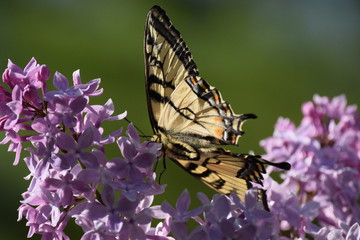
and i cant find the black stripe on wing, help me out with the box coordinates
[146,5,198,76]
[148,74,176,90]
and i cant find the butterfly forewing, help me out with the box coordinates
[145,6,253,146]
[145,6,198,132]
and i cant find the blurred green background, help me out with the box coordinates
[0,0,359,239]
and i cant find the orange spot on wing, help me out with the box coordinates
[214,117,222,123]
[190,76,197,84]
[231,134,237,144]
[199,82,207,91]
[214,93,220,103]
[223,104,231,114]
[215,128,224,138]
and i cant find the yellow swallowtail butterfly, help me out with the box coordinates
[144,5,290,210]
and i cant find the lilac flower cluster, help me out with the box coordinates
[1,58,282,240]
[2,58,359,240]
[0,58,166,239]
[261,94,360,239]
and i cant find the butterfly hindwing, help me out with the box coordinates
[170,150,269,209]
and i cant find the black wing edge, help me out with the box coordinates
[146,5,198,76]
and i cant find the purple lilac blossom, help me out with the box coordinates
[2,59,359,239]
[1,58,281,240]
[261,94,360,239]
[1,58,172,239]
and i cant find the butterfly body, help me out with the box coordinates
[144,5,290,210]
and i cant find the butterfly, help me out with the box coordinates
[144,5,290,210]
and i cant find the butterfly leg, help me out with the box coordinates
[155,149,167,184]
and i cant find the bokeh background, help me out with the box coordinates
[0,0,359,239]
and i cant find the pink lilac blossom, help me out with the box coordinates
[2,58,359,239]
[261,94,360,239]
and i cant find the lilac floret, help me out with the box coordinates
[44,72,83,100]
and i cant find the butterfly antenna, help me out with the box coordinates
[124,117,148,138]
